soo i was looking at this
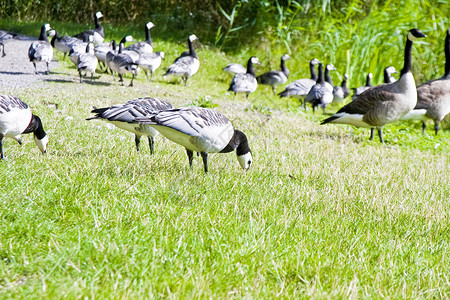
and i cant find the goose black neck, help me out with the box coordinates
[220,130,250,155]
[118,43,124,54]
[366,74,373,87]
[188,38,198,59]
[111,40,117,51]
[325,67,333,85]
[94,14,101,30]
[316,64,324,83]
[400,38,413,77]
[39,25,48,42]
[51,31,59,47]
[281,58,289,77]
[23,115,46,139]
[247,58,256,76]
[383,69,390,83]
[145,25,153,46]
[310,61,317,80]
[445,29,450,77]
[341,77,347,88]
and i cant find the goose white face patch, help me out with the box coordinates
[96,11,104,18]
[237,152,252,170]
[147,22,155,29]
[34,134,49,153]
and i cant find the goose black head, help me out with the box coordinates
[234,130,252,171]
[408,28,427,41]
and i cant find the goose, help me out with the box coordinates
[74,11,104,45]
[163,34,200,86]
[222,63,246,75]
[352,73,373,100]
[133,107,252,173]
[401,28,450,135]
[106,36,133,76]
[0,30,17,57]
[95,40,117,72]
[256,54,291,94]
[332,74,350,104]
[137,51,165,81]
[87,97,174,154]
[384,66,398,83]
[28,23,53,74]
[228,56,260,99]
[107,38,138,86]
[51,30,83,59]
[278,58,320,108]
[68,35,94,65]
[125,22,154,55]
[0,95,48,159]
[305,63,334,113]
[321,28,427,143]
[77,42,98,83]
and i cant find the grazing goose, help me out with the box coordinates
[402,28,450,135]
[384,66,398,83]
[256,54,291,94]
[77,42,98,83]
[222,63,246,75]
[0,95,48,159]
[74,11,104,45]
[107,38,138,86]
[87,97,174,154]
[51,31,83,59]
[125,22,154,55]
[95,40,117,72]
[137,51,165,81]
[228,56,260,99]
[134,107,252,173]
[0,30,17,57]
[332,74,350,104]
[163,34,200,86]
[321,28,427,143]
[278,58,320,108]
[305,63,334,113]
[352,73,373,100]
[28,23,53,74]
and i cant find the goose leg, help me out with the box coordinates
[134,135,141,152]
[119,74,124,85]
[79,71,83,83]
[33,62,38,74]
[422,121,426,135]
[129,74,135,87]
[1,45,5,57]
[186,149,194,169]
[377,129,384,143]
[272,86,276,95]
[150,70,154,82]
[144,70,149,81]
[369,128,374,140]
[183,77,188,86]
[0,137,4,159]
[434,121,439,135]
[46,62,50,75]
[200,152,208,173]
[148,137,154,155]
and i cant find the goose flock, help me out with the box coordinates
[0,14,449,172]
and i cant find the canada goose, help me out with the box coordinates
[77,42,98,83]
[305,63,334,113]
[222,63,246,75]
[352,73,373,100]
[95,40,117,72]
[163,34,200,86]
[51,30,83,59]
[74,11,104,45]
[28,23,53,74]
[384,66,398,83]
[0,30,17,57]
[401,28,450,135]
[137,51,165,81]
[134,107,252,173]
[87,97,174,154]
[278,58,320,108]
[228,56,260,99]
[332,74,350,104]
[256,54,291,94]
[68,35,93,65]
[321,28,427,143]
[107,38,138,86]
[125,22,154,55]
[0,95,48,159]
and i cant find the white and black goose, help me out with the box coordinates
[51,31,83,59]
[332,74,350,104]
[137,51,165,81]
[278,58,320,108]
[163,34,200,86]
[0,30,18,57]
[228,56,260,99]
[134,107,252,173]
[87,97,174,154]
[257,54,291,94]
[28,23,53,74]
[106,36,133,76]
[107,36,138,86]
[0,95,48,159]
[77,42,98,83]
[125,22,154,55]
[305,63,334,113]
[384,66,398,83]
[402,27,450,135]
[68,35,94,65]
[95,40,117,72]
[352,73,373,100]
[321,28,427,143]
[74,11,104,45]
[222,63,246,75]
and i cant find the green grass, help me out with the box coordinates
[0,18,450,298]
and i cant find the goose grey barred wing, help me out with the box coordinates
[88,104,152,123]
[279,79,316,97]
[126,97,174,112]
[229,73,256,92]
[165,56,196,75]
[0,95,28,113]
[305,83,333,103]
[257,70,286,84]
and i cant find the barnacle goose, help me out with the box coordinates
[28,23,53,74]
[0,30,18,57]
[125,22,154,55]
[222,63,246,75]
[228,56,260,99]
[77,42,98,83]
[137,51,165,81]
[74,11,104,45]
[305,63,334,113]
[256,54,291,94]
